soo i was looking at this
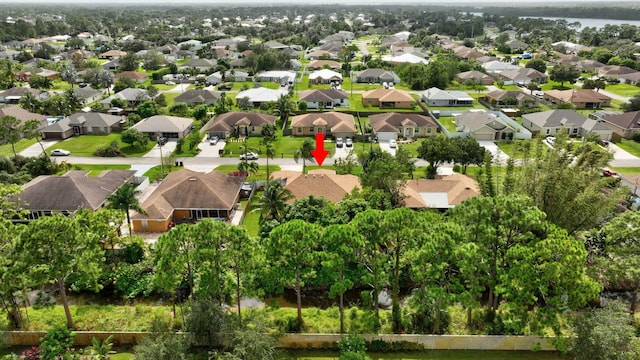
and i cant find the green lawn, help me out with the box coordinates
[222,135,336,159]
[48,134,156,157]
[604,83,640,98]
[610,167,640,175]
[540,81,578,91]
[142,164,182,182]
[214,164,281,182]
[241,196,261,237]
[162,92,180,107]
[615,138,640,158]
[65,164,131,176]
[435,116,458,133]
[0,138,37,156]
[495,139,545,159]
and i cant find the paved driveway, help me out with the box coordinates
[477,141,509,165]
[608,142,640,167]
[333,143,351,159]
[20,139,59,157]
[379,141,397,156]
[196,137,225,158]
[144,140,177,158]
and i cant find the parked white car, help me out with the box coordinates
[50,149,70,156]
[389,139,397,148]
[239,152,259,160]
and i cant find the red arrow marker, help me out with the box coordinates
[311,133,330,166]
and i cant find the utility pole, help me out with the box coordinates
[157,131,165,179]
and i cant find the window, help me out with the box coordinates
[427,128,432,133]
[297,127,302,133]
[572,128,578,134]
[309,127,314,132]
[546,129,550,135]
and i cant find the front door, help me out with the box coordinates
[73,126,81,135]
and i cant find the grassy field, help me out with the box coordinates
[436,116,458,133]
[0,138,37,157]
[214,164,281,182]
[222,135,336,159]
[615,138,640,158]
[66,164,132,176]
[604,83,640,97]
[610,166,640,175]
[47,134,156,157]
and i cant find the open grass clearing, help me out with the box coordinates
[0,138,37,157]
[604,83,640,98]
[46,134,156,157]
[222,135,336,159]
[214,164,281,182]
[615,138,640,158]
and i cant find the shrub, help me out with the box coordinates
[94,142,126,157]
[632,132,640,143]
[39,326,76,360]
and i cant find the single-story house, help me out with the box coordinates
[174,89,221,106]
[16,67,58,82]
[483,60,519,74]
[40,117,73,139]
[494,68,546,85]
[99,50,127,59]
[100,88,154,108]
[0,105,46,127]
[0,87,48,104]
[505,39,528,53]
[131,169,244,232]
[14,170,136,222]
[421,88,473,107]
[308,69,342,85]
[308,60,341,70]
[544,89,611,109]
[390,41,415,56]
[208,70,249,84]
[455,111,516,141]
[63,112,124,137]
[362,88,415,109]
[254,71,296,85]
[131,115,194,139]
[599,111,640,141]
[381,53,429,65]
[263,40,289,51]
[270,169,361,204]
[307,50,334,60]
[484,90,539,107]
[369,112,439,141]
[72,87,103,105]
[455,70,494,86]
[521,109,613,140]
[201,111,276,139]
[405,174,480,209]
[102,59,120,72]
[298,89,349,109]
[179,58,217,72]
[114,71,149,84]
[576,59,605,72]
[355,68,401,84]
[618,71,640,86]
[235,87,289,108]
[597,65,637,78]
[290,112,356,138]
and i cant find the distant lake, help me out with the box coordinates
[520,16,640,30]
[467,12,640,30]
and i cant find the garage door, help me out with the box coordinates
[474,133,494,141]
[376,132,396,141]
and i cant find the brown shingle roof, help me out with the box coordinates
[271,169,361,204]
[18,170,136,212]
[369,113,437,133]
[0,105,46,126]
[602,111,640,131]
[201,111,275,133]
[134,169,244,220]
[298,89,348,102]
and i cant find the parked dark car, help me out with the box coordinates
[157,137,168,146]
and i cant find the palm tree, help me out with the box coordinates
[106,184,146,236]
[251,180,293,224]
[293,139,315,173]
[239,139,259,177]
[264,141,276,181]
[273,94,296,130]
[238,160,259,178]
[0,116,21,159]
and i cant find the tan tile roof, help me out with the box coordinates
[545,89,611,104]
[0,105,45,125]
[362,88,414,103]
[271,169,361,204]
[404,174,480,208]
[133,169,244,220]
[290,112,355,132]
